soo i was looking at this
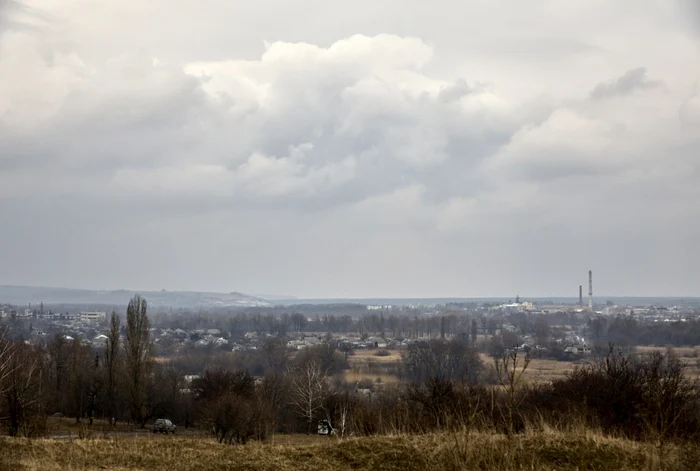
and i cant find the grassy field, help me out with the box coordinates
[346,346,700,386]
[482,346,700,383]
[520,358,587,383]
[479,354,584,384]
[1,430,697,471]
[345,349,402,386]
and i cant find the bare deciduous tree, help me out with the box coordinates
[104,311,121,425]
[0,326,15,396]
[290,360,328,434]
[261,338,289,374]
[494,349,531,437]
[2,343,44,436]
[637,349,697,456]
[68,339,92,423]
[259,371,290,440]
[403,339,483,385]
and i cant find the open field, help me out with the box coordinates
[1,430,697,471]
[482,346,700,383]
[635,346,700,379]
[345,349,402,385]
[38,417,205,439]
[479,354,586,384]
[350,349,403,362]
[635,346,700,357]
[520,358,589,384]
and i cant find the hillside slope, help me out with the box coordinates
[0,285,271,308]
[1,431,695,471]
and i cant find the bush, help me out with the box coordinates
[520,347,700,443]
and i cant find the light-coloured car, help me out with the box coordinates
[153,419,176,434]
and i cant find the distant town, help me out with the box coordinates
[2,282,699,360]
[1,279,700,461]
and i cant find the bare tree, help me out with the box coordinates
[470,318,478,345]
[259,371,290,440]
[325,389,357,439]
[2,343,44,436]
[0,326,15,396]
[191,370,263,444]
[45,334,70,416]
[103,311,121,425]
[86,353,103,425]
[494,349,531,437]
[124,295,152,427]
[68,339,92,423]
[403,339,483,385]
[290,360,328,434]
[638,349,698,456]
[207,392,257,444]
[261,338,289,374]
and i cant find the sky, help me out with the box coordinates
[0,0,699,299]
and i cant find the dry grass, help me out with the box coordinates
[44,417,133,436]
[482,346,700,384]
[35,417,205,440]
[635,346,699,357]
[345,349,402,385]
[351,349,403,362]
[520,358,589,384]
[342,371,400,385]
[1,430,696,471]
[480,354,583,384]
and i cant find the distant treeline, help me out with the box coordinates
[588,316,700,347]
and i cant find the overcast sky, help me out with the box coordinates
[0,0,699,298]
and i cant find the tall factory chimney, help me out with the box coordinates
[579,285,583,307]
[588,270,593,310]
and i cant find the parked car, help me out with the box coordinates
[152,419,176,434]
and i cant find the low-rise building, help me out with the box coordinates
[80,311,106,324]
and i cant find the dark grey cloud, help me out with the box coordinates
[679,0,700,34]
[0,0,25,32]
[589,67,662,100]
[0,0,56,35]
[438,79,472,103]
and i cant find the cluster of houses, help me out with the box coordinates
[0,308,106,325]
[283,333,430,351]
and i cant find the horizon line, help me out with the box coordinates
[1,284,700,301]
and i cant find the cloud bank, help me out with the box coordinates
[0,0,698,297]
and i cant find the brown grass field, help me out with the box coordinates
[346,346,700,386]
[479,354,585,384]
[1,429,698,471]
[635,346,700,379]
[345,349,402,385]
[482,346,700,383]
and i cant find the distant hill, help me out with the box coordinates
[0,285,272,309]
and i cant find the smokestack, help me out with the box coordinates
[579,285,583,307]
[588,270,593,310]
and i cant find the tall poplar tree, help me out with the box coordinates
[124,295,151,427]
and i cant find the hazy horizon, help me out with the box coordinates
[1,1,699,298]
[2,283,700,304]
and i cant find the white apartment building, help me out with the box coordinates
[80,311,107,324]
